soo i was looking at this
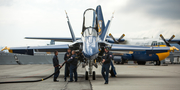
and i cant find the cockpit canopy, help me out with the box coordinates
[151,41,166,46]
[82,8,98,34]
[84,10,96,28]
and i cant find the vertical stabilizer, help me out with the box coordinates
[96,5,114,41]
[65,11,76,42]
[96,5,105,38]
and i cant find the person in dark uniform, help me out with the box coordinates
[67,50,78,82]
[77,49,84,62]
[101,47,112,84]
[53,50,60,82]
[64,48,71,81]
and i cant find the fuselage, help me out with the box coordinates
[106,37,166,46]
[82,28,99,60]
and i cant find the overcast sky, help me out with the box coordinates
[0,0,180,48]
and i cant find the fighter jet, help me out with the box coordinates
[24,5,180,66]
[1,5,178,80]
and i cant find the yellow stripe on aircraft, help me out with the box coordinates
[46,52,51,54]
[129,51,133,54]
[156,52,170,61]
[155,46,179,61]
[8,49,13,53]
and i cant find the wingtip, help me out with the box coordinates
[170,46,179,52]
[112,10,115,14]
[1,46,10,51]
[175,46,179,51]
[109,33,112,36]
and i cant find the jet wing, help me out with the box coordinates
[111,44,178,51]
[25,37,81,42]
[6,44,69,55]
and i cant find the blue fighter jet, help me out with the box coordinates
[1,5,178,80]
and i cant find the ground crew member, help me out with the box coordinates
[67,50,78,82]
[101,47,112,84]
[53,50,60,82]
[64,48,71,81]
[77,49,84,62]
[110,61,117,77]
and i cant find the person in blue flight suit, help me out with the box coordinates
[67,50,78,82]
[53,50,60,82]
[101,47,113,84]
[64,48,71,81]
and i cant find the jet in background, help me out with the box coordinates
[107,33,180,47]
[1,5,178,80]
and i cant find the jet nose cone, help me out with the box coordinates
[83,51,99,59]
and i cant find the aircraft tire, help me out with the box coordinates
[155,61,161,66]
[117,61,120,64]
[137,61,146,65]
[85,71,88,80]
[120,60,124,64]
[92,71,96,80]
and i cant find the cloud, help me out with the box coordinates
[0,0,13,6]
[109,0,180,39]
[119,0,180,20]
[0,0,179,47]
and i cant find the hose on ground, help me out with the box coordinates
[0,61,66,84]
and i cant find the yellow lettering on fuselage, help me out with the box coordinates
[98,24,102,35]
[155,45,166,47]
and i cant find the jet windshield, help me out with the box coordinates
[84,10,96,28]
[83,28,97,37]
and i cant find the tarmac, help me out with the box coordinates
[0,64,180,90]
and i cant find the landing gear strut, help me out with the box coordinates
[85,71,88,80]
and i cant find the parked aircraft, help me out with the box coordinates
[1,5,178,80]
[23,5,179,65]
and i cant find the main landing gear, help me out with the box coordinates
[137,61,146,65]
[85,71,96,80]
[155,61,161,66]
[84,59,98,80]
